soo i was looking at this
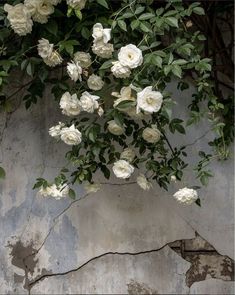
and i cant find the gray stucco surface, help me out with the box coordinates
[0,81,233,293]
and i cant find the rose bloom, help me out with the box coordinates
[173,187,198,205]
[37,38,53,59]
[111,61,131,79]
[112,160,134,179]
[107,120,124,136]
[43,50,62,67]
[4,3,33,36]
[113,86,135,108]
[137,86,163,114]
[97,107,104,117]
[60,92,82,116]
[120,148,135,163]
[60,124,82,145]
[87,74,104,91]
[92,41,114,59]
[66,0,87,9]
[142,125,161,143]
[49,122,65,139]
[92,23,111,44]
[84,183,101,193]
[24,0,54,24]
[73,51,92,68]
[137,174,152,191]
[39,184,69,200]
[67,61,82,82]
[118,44,143,69]
[80,91,100,113]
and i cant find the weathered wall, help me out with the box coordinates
[0,81,234,294]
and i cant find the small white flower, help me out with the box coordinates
[67,61,82,82]
[113,86,135,108]
[97,107,104,117]
[39,184,69,200]
[120,148,135,163]
[66,0,87,9]
[171,175,177,182]
[4,3,33,36]
[84,183,101,193]
[92,23,111,44]
[87,74,104,91]
[173,187,198,205]
[60,92,82,116]
[24,0,54,24]
[142,125,161,144]
[73,51,92,68]
[60,124,82,145]
[118,44,143,69]
[49,122,65,139]
[107,120,124,136]
[43,50,63,67]
[112,160,134,179]
[92,41,114,59]
[137,174,152,191]
[80,91,100,113]
[111,61,131,79]
[37,38,53,59]
[137,86,163,114]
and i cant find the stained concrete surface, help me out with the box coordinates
[0,81,234,293]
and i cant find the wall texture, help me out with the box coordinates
[0,81,234,294]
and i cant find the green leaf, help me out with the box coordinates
[46,20,58,35]
[131,19,140,31]
[135,6,145,15]
[69,188,76,200]
[139,13,155,20]
[118,20,127,31]
[100,165,110,179]
[75,9,82,20]
[100,60,113,70]
[97,0,109,9]
[193,7,205,15]
[140,21,152,32]
[0,167,6,179]
[172,65,182,78]
[115,100,136,109]
[152,55,162,68]
[165,17,178,28]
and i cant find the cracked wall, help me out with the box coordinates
[0,81,234,294]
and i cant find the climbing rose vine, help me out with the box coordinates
[1,0,232,206]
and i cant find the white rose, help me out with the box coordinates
[24,0,54,24]
[67,61,82,82]
[142,125,161,143]
[51,0,61,5]
[137,86,163,114]
[98,107,104,117]
[80,91,100,113]
[39,184,69,200]
[111,61,131,79]
[84,183,101,193]
[87,74,104,91]
[137,174,152,191]
[113,86,135,108]
[92,41,114,59]
[74,51,92,68]
[118,44,143,69]
[173,187,198,205]
[107,120,124,136]
[4,4,33,36]
[171,175,177,182]
[66,0,87,9]
[60,92,82,116]
[120,148,135,163]
[49,122,65,139]
[60,124,82,145]
[43,50,63,67]
[112,160,134,179]
[92,23,111,44]
[37,38,53,59]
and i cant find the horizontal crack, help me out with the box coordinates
[28,239,182,291]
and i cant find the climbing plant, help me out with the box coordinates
[0,0,234,205]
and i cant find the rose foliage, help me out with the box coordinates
[0,0,233,205]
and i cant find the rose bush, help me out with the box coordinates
[0,0,233,206]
